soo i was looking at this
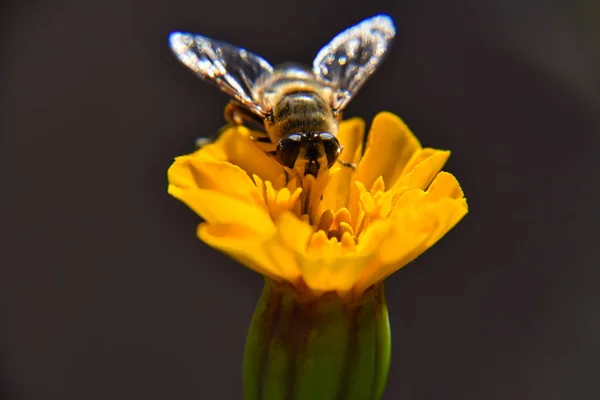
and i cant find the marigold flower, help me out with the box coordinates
[169,111,468,399]
[168,111,468,297]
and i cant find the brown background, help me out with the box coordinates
[1,0,599,399]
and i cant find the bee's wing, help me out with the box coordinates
[169,32,273,117]
[312,15,395,112]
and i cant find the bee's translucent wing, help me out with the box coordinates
[312,15,396,111]
[169,32,274,117]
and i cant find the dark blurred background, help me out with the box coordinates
[1,0,599,399]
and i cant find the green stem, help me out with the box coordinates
[243,279,391,400]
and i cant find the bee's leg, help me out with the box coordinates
[195,126,233,148]
[195,120,236,148]
[337,159,357,169]
[195,101,267,149]
[254,137,277,154]
[225,100,277,152]
[195,137,213,148]
[224,101,266,133]
[335,145,357,169]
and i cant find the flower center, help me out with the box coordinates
[253,170,392,252]
[315,208,356,241]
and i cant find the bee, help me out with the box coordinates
[169,15,395,177]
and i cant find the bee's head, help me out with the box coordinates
[275,132,341,177]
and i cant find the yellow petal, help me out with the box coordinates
[301,249,373,295]
[355,112,422,190]
[355,219,392,256]
[355,175,468,292]
[262,236,303,284]
[422,198,468,248]
[380,150,451,214]
[426,172,465,201]
[321,165,353,212]
[274,213,370,295]
[337,117,365,165]
[274,213,346,292]
[168,158,264,207]
[168,187,274,235]
[400,148,437,176]
[392,150,450,191]
[195,126,284,184]
[354,217,431,293]
[198,223,296,281]
[275,212,314,257]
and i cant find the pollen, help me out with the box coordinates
[312,206,358,248]
[257,169,360,249]
[253,174,303,220]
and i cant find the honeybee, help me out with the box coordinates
[169,15,395,177]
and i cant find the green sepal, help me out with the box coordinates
[373,291,391,399]
[261,292,293,400]
[243,279,277,400]
[343,293,378,400]
[243,279,391,400]
[291,294,350,400]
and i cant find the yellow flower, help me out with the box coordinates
[168,111,468,298]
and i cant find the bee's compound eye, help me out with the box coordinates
[319,133,341,169]
[276,134,303,169]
